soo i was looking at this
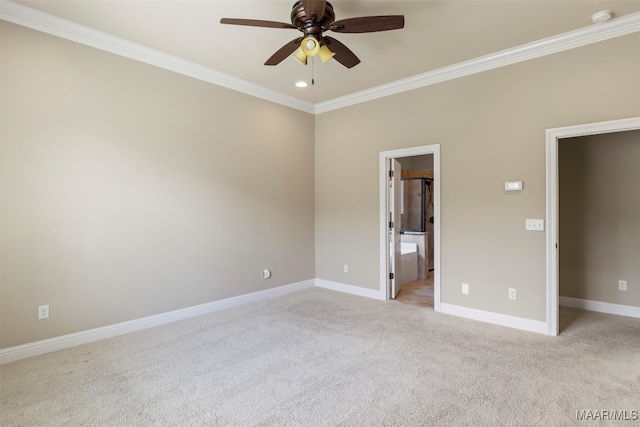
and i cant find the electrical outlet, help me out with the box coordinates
[619,280,627,291]
[38,304,49,320]
[462,283,469,295]
[343,264,349,273]
[508,288,517,300]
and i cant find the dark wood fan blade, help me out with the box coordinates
[265,38,303,66]
[302,0,326,21]
[330,16,404,33]
[323,36,360,69]
[220,18,297,29]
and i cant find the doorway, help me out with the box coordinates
[546,117,640,336]
[379,145,440,311]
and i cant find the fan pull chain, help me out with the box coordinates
[312,56,315,86]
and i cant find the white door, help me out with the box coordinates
[389,159,402,298]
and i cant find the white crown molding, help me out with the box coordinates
[1,1,639,115]
[0,1,315,114]
[315,11,640,114]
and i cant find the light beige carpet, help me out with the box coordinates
[1,288,639,426]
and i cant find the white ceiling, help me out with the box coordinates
[9,1,640,106]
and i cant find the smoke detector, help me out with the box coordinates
[591,10,612,24]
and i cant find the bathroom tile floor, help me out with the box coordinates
[395,271,434,308]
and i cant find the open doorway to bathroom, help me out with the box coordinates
[394,155,435,308]
[379,145,440,312]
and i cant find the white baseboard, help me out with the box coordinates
[315,279,386,301]
[440,303,549,335]
[560,296,640,319]
[0,279,315,365]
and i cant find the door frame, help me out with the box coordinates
[545,117,640,336]
[379,145,441,311]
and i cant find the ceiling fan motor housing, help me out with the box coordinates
[291,1,335,39]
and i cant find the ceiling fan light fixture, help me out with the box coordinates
[318,44,335,63]
[293,47,308,64]
[300,36,320,57]
[295,81,308,88]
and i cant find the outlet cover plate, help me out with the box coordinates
[38,304,49,319]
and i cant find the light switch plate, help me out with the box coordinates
[525,219,544,231]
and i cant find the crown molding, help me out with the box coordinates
[1,1,639,116]
[315,11,640,114]
[0,1,315,114]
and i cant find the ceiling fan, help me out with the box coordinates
[220,0,404,68]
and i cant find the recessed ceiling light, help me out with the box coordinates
[591,10,612,24]
[295,81,308,88]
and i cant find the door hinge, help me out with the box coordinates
[389,170,394,178]
[389,221,394,229]
[389,273,394,280]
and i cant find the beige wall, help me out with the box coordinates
[559,130,640,306]
[0,22,315,348]
[2,21,639,350]
[398,154,433,171]
[315,34,640,322]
